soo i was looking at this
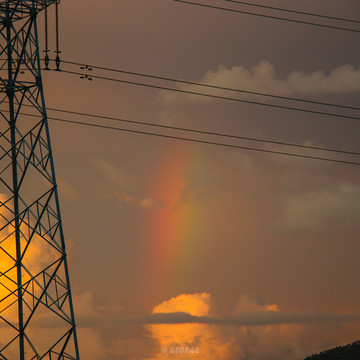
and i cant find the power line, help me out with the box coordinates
[44,106,360,156]
[5,108,360,166]
[61,59,360,112]
[7,102,359,156]
[42,117,360,166]
[172,0,360,33]
[221,0,360,24]
[61,69,360,122]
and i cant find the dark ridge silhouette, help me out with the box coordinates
[303,340,360,360]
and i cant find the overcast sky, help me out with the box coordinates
[2,1,360,359]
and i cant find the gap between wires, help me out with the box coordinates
[172,0,360,33]
[60,69,360,122]
[4,106,360,166]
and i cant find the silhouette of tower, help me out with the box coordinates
[0,1,80,359]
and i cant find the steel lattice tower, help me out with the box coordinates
[0,1,80,359]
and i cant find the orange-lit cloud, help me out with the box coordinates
[1,198,40,310]
[0,192,60,351]
[136,292,360,360]
[148,292,242,360]
[34,290,360,360]
[138,292,359,327]
[0,194,58,286]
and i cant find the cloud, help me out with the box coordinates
[90,157,133,189]
[0,193,59,321]
[161,62,360,103]
[152,292,213,316]
[148,293,241,360]
[139,197,162,209]
[91,158,163,210]
[282,183,360,231]
[57,178,79,200]
[0,193,77,358]
[16,290,359,360]
[233,292,279,313]
[77,328,108,360]
[72,291,158,360]
[144,293,360,360]
[157,110,186,126]
[115,192,163,210]
[131,310,360,326]
[71,291,360,328]
[128,295,360,327]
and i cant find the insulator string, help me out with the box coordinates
[44,6,49,70]
[55,1,61,71]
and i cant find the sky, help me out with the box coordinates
[1,0,360,359]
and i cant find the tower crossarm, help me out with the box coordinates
[0,0,57,21]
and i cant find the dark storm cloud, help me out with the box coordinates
[126,310,360,326]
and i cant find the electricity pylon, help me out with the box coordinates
[0,1,80,359]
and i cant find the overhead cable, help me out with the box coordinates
[6,102,359,156]
[172,0,360,33]
[221,0,360,24]
[45,106,360,156]
[4,108,360,166]
[61,59,360,112]
[61,69,360,121]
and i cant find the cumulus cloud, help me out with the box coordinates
[15,290,358,360]
[0,193,77,358]
[161,61,360,103]
[0,193,59,318]
[142,293,359,360]
[233,292,279,313]
[148,292,241,360]
[127,292,359,327]
[72,291,360,328]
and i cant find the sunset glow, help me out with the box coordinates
[1,0,360,359]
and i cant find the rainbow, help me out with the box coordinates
[139,141,205,298]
